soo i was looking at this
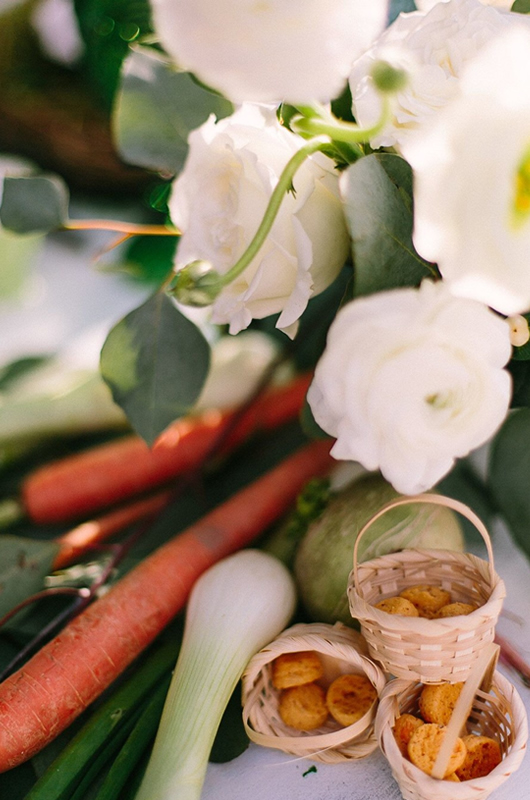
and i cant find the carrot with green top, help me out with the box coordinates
[0,438,333,772]
[19,372,312,525]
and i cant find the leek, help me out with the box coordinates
[134,549,296,800]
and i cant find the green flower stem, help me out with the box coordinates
[215,135,331,290]
[292,97,392,145]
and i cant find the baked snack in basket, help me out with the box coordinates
[399,585,452,619]
[271,650,324,689]
[455,735,502,780]
[407,723,467,778]
[242,622,386,763]
[348,493,506,683]
[418,682,464,726]
[326,674,378,726]
[278,682,329,730]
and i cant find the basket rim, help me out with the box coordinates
[352,494,496,589]
[376,670,529,793]
[348,546,506,634]
[241,621,386,759]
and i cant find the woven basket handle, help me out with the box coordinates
[430,641,500,779]
[352,493,496,588]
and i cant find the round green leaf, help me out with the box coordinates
[100,294,211,444]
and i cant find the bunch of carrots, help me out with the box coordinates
[0,371,334,777]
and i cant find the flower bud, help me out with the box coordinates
[370,60,408,95]
[169,261,221,307]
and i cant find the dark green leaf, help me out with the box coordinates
[113,47,233,174]
[0,175,69,234]
[121,234,177,285]
[341,153,436,298]
[512,0,530,13]
[388,0,417,24]
[74,0,153,109]
[0,355,51,392]
[100,293,211,444]
[507,360,530,407]
[209,683,249,763]
[488,409,530,559]
[0,535,60,621]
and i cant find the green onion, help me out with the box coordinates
[134,549,296,800]
[25,640,179,800]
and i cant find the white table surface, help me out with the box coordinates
[2,214,529,800]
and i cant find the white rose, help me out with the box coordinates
[349,0,529,152]
[169,104,350,336]
[415,0,513,10]
[409,27,530,316]
[307,280,512,495]
[149,0,389,104]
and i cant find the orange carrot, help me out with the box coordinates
[52,489,174,570]
[0,439,333,772]
[21,373,312,525]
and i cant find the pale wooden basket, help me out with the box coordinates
[375,644,528,800]
[347,494,506,683]
[241,621,387,763]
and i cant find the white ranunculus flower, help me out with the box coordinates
[409,28,530,316]
[307,280,512,495]
[415,0,512,9]
[149,0,388,104]
[168,104,350,337]
[349,0,529,152]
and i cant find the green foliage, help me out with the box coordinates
[0,228,42,299]
[511,0,530,13]
[507,360,530,407]
[0,175,69,234]
[262,477,331,568]
[388,0,417,23]
[0,535,60,621]
[488,409,530,558]
[100,293,210,444]
[121,234,177,285]
[113,47,233,174]
[341,153,436,298]
[0,356,50,392]
[74,0,153,109]
[209,684,249,764]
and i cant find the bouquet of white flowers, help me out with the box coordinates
[2,0,530,522]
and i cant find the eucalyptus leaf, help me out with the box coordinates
[0,228,42,299]
[113,48,233,175]
[341,153,435,298]
[100,294,211,444]
[388,0,417,24]
[0,535,60,621]
[0,175,69,234]
[512,0,530,13]
[507,360,530,407]
[488,409,530,558]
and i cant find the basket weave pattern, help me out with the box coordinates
[375,671,528,800]
[347,494,506,683]
[241,622,386,763]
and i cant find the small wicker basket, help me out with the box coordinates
[347,493,506,683]
[375,644,528,800]
[241,621,386,763]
